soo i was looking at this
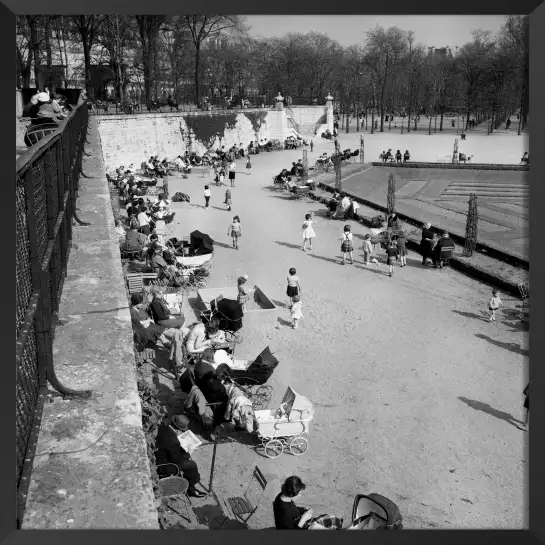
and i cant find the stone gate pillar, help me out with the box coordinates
[326,93,334,133]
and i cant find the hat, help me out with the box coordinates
[171,414,189,431]
[36,92,50,102]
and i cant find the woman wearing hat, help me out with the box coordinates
[154,414,207,497]
[149,285,185,328]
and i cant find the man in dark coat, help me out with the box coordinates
[432,232,455,267]
[154,414,206,497]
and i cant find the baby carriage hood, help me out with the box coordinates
[280,386,315,421]
[350,493,403,530]
[190,230,214,255]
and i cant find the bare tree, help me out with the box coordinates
[181,15,247,106]
[364,25,408,132]
[71,16,107,97]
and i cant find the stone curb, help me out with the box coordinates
[370,161,529,171]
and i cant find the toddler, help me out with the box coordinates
[488,289,502,321]
[290,296,304,329]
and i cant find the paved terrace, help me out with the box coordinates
[321,165,529,261]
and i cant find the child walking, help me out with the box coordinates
[204,185,211,208]
[385,240,398,277]
[227,215,242,249]
[488,289,502,321]
[290,295,304,329]
[340,225,354,265]
[361,234,376,265]
[237,275,255,313]
[286,267,302,308]
[396,231,408,267]
[246,156,252,173]
[224,188,232,211]
[219,169,225,186]
[301,213,317,251]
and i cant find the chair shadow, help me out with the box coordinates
[458,397,523,427]
[452,309,489,322]
[475,333,529,357]
[211,206,228,212]
[274,240,302,250]
[192,504,247,530]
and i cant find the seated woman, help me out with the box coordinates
[273,476,315,529]
[194,349,229,423]
[148,285,186,328]
[387,213,400,229]
[185,319,213,355]
[121,222,147,255]
[432,231,455,267]
[179,369,215,430]
[219,371,258,433]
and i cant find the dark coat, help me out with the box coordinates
[420,228,435,258]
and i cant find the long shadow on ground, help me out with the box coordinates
[213,240,233,249]
[274,240,302,250]
[452,309,489,322]
[458,396,523,428]
[306,253,343,265]
[475,333,529,357]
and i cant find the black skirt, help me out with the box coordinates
[229,171,236,180]
[286,285,298,297]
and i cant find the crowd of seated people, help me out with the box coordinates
[379,149,410,163]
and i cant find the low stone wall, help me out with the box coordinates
[371,161,529,171]
[21,118,159,529]
[96,109,274,170]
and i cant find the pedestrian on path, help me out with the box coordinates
[520,383,529,432]
[237,275,255,313]
[290,296,304,330]
[340,225,354,265]
[396,231,408,267]
[204,185,211,208]
[488,289,502,322]
[310,140,314,152]
[286,268,302,308]
[385,240,398,277]
[301,213,317,251]
[361,234,374,265]
[224,188,232,211]
[229,161,236,187]
[227,215,241,249]
[219,169,225,186]
[246,156,252,173]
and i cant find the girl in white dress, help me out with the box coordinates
[301,213,317,251]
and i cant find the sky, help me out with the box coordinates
[245,15,508,49]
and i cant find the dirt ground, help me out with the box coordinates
[152,134,527,530]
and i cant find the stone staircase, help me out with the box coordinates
[441,181,529,200]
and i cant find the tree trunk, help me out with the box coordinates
[194,43,201,107]
[371,110,375,135]
[45,18,52,69]
[439,111,444,131]
[28,17,41,89]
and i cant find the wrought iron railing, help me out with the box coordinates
[16,103,92,522]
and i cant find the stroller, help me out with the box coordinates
[347,494,403,530]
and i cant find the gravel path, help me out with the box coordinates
[160,138,527,529]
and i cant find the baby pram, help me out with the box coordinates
[303,493,403,530]
[347,493,403,530]
[254,386,314,459]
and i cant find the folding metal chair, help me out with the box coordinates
[214,466,268,528]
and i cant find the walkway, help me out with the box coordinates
[149,133,527,529]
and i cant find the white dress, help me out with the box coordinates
[302,220,316,240]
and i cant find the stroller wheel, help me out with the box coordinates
[289,436,308,456]
[264,439,284,459]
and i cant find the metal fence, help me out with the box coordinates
[16,103,91,521]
